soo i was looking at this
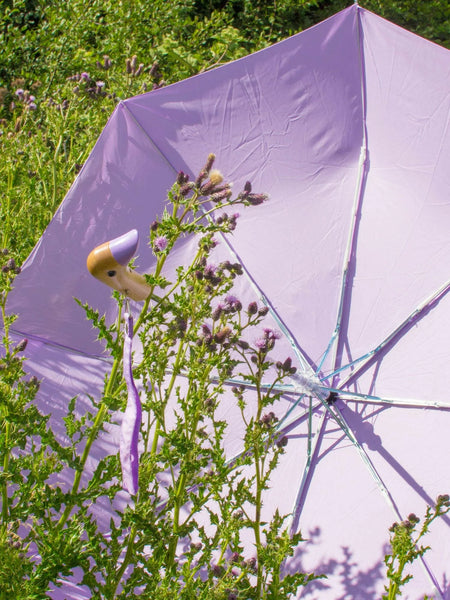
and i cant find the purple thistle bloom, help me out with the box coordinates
[153,235,168,252]
[15,89,24,99]
[255,337,267,349]
[263,327,281,340]
[80,72,90,81]
[26,102,37,111]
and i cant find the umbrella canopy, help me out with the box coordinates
[7,4,450,599]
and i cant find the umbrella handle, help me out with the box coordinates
[86,229,151,302]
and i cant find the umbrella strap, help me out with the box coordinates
[119,306,142,496]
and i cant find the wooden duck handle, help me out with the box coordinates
[87,230,151,302]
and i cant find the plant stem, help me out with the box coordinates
[1,422,11,521]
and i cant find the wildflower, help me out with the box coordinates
[15,89,24,99]
[26,102,37,111]
[149,62,160,78]
[150,220,159,231]
[153,236,168,252]
[247,193,268,206]
[96,81,105,89]
[176,171,189,185]
[204,264,217,279]
[255,337,267,350]
[212,302,225,320]
[180,181,195,196]
[80,72,90,81]
[236,339,249,350]
[210,189,232,203]
[211,564,224,577]
[276,435,288,448]
[214,326,231,344]
[247,301,258,315]
[15,338,28,353]
[224,295,242,313]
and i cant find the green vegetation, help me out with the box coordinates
[0,0,448,263]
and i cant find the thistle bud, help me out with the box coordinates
[247,193,268,206]
[247,301,258,315]
[204,153,215,173]
[15,338,28,353]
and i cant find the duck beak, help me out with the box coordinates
[87,229,151,301]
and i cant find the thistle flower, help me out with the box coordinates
[209,169,223,186]
[224,294,242,313]
[276,435,288,448]
[210,189,232,203]
[247,193,268,206]
[247,301,258,315]
[149,61,160,78]
[180,181,195,196]
[15,338,28,353]
[214,326,231,344]
[212,302,225,320]
[153,236,168,252]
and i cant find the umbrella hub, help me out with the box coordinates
[290,372,337,405]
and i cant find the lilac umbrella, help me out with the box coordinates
[7,4,450,598]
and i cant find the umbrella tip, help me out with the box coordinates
[326,391,339,405]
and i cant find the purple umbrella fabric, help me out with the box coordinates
[6,4,450,598]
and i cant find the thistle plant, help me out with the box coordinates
[0,156,320,598]
[383,495,450,600]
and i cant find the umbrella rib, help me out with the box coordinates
[321,4,369,375]
[120,101,180,177]
[327,402,446,600]
[327,387,450,410]
[322,142,367,374]
[337,278,450,390]
[289,408,327,534]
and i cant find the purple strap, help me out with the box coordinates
[119,313,142,495]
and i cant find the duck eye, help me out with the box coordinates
[107,270,116,277]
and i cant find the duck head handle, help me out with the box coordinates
[87,229,151,301]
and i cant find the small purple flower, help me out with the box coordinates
[26,102,37,111]
[204,263,216,278]
[80,72,90,81]
[96,80,105,88]
[15,89,24,99]
[224,294,242,312]
[153,235,168,252]
[255,337,267,349]
[263,328,281,340]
